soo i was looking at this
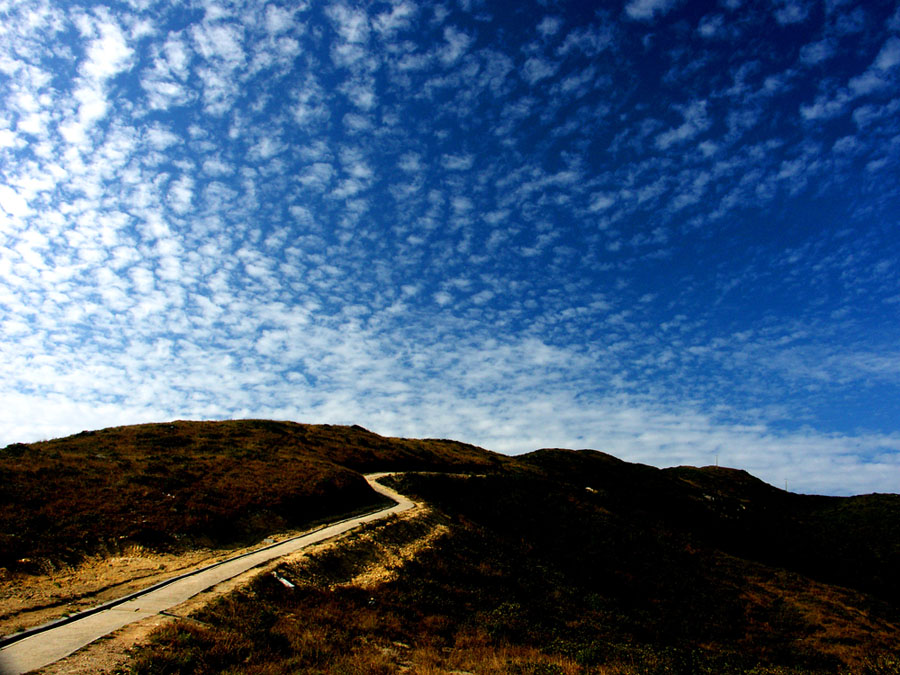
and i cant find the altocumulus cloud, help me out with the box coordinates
[1,0,900,495]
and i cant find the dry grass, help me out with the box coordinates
[443,634,585,674]
[120,474,900,675]
[283,506,450,591]
[733,559,900,670]
[6,424,900,674]
[0,419,505,576]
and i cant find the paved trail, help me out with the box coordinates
[0,473,413,675]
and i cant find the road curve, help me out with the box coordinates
[0,473,413,675]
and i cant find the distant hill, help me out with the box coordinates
[518,448,900,608]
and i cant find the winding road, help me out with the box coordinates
[0,473,414,675]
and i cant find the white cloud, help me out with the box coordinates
[537,15,563,38]
[831,135,862,155]
[292,75,329,127]
[438,26,473,65]
[80,17,134,81]
[451,196,473,213]
[298,162,334,191]
[874,36,900,71]
[192,22,246,69]
[655,100,710,149]
[625,0,680,21]
[441,153,474,170]
[340,77,376,109]
[343,112,373,132]
[249,135,284,160]
[557,25,613,57]
[398,152,423,173]
[326,4,370,44]
[141,77,195,109]
[146,124,181,150]
[341,147,373,178]
[848,71,889,96]
[478,50,515,94]
[0,185,32,218]
[203,180,239,209]
[203,156,234,176]
[799,39,834,65]
[522,56,559,85]
[800,90,851,120]
[395,51,432,72]
[800,37,900,117]
[771,0,810,24]
[331,42,370,68]
[374,2,416,35]
[697,13,724,38]
[265,5,295,34]
[168,175,195,213]
[0,128,20,148]
[163,35,192,78]
[196,66,241,115]
[588,192,615,212]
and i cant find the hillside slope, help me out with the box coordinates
[124,470,900,675]
[0,420,505,573]
[4,421,900,674]
[516,448,900,607]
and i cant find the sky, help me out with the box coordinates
[1,0,899,495]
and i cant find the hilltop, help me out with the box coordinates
[0,419,505,573]
[2,421,899,673]
[0,420,508,636]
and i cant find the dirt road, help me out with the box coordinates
[0,474,413,675]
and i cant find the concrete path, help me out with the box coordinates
[0,473,413,675]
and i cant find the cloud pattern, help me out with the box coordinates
[1,0,899,494]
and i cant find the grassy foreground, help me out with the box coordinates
[121,470,899,674]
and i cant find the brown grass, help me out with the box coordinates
[120,475,900,675]
[6,424,900,674]
[0,419,506,575]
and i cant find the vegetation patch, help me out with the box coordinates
[0,420,504,574]
[4,422,900,672]
[121,472,900,674]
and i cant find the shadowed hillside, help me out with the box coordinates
[516,449,900,607]
[123,469,900,675]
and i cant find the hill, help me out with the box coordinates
[2,422,900,673]
[518,449,900,607]
[121,466,900,674]
[0,419,505,574]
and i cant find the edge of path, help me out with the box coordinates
[0,473,413,651]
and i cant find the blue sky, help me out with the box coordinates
[1,0,899,495]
